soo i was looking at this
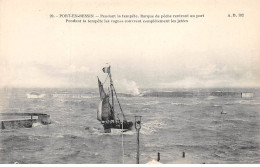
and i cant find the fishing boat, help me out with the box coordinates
[97,66,133,133]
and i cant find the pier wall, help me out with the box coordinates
[38,114,51,124]
[0,113,51,130]
[1,119,37,129]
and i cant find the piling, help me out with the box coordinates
[157,152,160,162]
[1,121,5,129]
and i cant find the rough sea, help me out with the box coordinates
[0,88,260,164]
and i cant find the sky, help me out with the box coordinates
[0,0,260,89]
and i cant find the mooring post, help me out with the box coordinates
[183,152,185,158]
[157,152,160,162]
[1,121,5,129]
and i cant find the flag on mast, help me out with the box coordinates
[102,66,110,73]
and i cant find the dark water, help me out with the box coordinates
[0,88,260,164]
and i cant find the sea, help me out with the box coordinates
[0,87,260,164]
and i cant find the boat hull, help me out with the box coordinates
[102,121,133,133]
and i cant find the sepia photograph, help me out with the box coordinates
[0,0,260,164]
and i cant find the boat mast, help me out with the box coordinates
[109,66,116,122]
[108,66,127,121]
[112,84,127,121]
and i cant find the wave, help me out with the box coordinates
[26,92,45,99]
[225,119,251,125]
[138,100,160,106]
[62,134,80,139]
[2,135,30,143]
[86,127,103,135]
[240,145,259,150]
[32,122,44,128]
[224,99,260,105]
[141,120,167,135]
[52,94,93,99]
[171,101,201,106]
[239,140,259,150]
[142,90,257,98]
[84,126,134,136]
[117,93,143,97]
[237,100,260,105]
[206,96,218,100]
[28,135,43,141]
[64,100,89,105]
[211,120,222,124]
[143,91,194,98]
[108,129,135,135]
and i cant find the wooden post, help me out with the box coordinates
[157,152,160,162]
[1,121,5,129]
[182,152,185,158]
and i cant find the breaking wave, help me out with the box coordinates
[32,122,44,128]
[141,120,167,135]
[26,92,45,99]
[224,100,260,105]
[237,100,260,105]
[85,126,135,136]
[114,79,140,96]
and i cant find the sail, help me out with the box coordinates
[97,77,113,121]
[97,96,112,121]
[98,77,106,100]
[97,101,103,121]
